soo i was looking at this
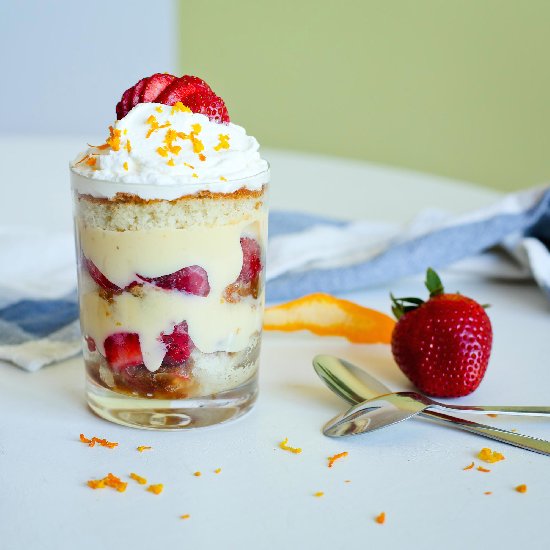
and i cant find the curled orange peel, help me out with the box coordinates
[263,293,395,344]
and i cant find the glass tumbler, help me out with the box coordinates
[71,168,269,429]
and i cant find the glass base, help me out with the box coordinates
[86,373,258,430]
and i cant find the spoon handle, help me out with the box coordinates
[430,403,550,416]
[419,410,550,456]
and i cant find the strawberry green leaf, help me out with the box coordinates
[425,268,444,297]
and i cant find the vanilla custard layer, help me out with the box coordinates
[78,211,266,372]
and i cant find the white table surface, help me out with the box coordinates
[1,137,549,550]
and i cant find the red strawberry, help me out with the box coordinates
[156,76,230,123]
[138,265,210,296]
[116,73,230,123]
[238,237,262,284]
[390,268,492,398]
[104,333,144,372]
[140,73,177,103]
[224,237,262,301]
[200,96,230,125]
[85,335,96,352]
[84,257,121,293]
[130,78,148,110]
[160,321,194,366]
[116,86,135,120]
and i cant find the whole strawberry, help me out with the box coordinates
[391,268,492,397]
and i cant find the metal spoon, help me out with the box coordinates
[313,355,550,456]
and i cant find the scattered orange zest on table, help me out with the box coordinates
[515,484,527,493]
[263,293,395,344]
[486,414,498,418]
[193,471,202,477]
[328,451,348,468]
[375,512,386,524]
[344,480,351,483]
[477,466,491,473]
[484,491,492,495]
[214,468,222,474]
[463,462,475,470]
[180,514,191,520]
[87,473,127,492]
[313,492,324,498]
[147,484,164,495]
[80,433,118,448]
[478,448,505,463]
[137,446,152,452]
[130,473,147,485]
[279,437,302,454]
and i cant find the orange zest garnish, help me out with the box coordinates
[375,512,386,524]
[87,473,127,492]
[130,473,147,485]
[515,484,527,493]
[263,293,395,344]
[279,437,302,454]
[167,158,175,166]
[192,173,198,178]
[171,102,191,114]
[125,139,132,153]
[180,514,191,520]
[198,153,206,161]
[478,448,505,463]
[313,491,324,497]
[88,142,110,151]
[85,156,97,167]
[184,162,195,169]
[214,468,222,474]
[484,491,493,495]
[106,126,122,151]
[137,446,152,452]
[147,484,164,495]
[123,162,128,171]
[328,451,348,468]
[220,176,227,181]
[193,471,202,477]
[80,433,118,449]
[145,115,171,138]
[213,133,230,151]
[463,462,475,470]
[477,466,491,473]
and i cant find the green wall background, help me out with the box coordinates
[180,1,550,191]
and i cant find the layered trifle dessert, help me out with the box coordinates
[70,74,269,428]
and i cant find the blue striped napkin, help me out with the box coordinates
[1,185,548,371]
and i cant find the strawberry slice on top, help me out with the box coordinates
[115,73,230,123]
[140,73,176,103]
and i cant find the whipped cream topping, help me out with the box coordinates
[71,103,268,194]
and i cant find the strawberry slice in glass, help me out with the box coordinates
[138,265,210,296]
